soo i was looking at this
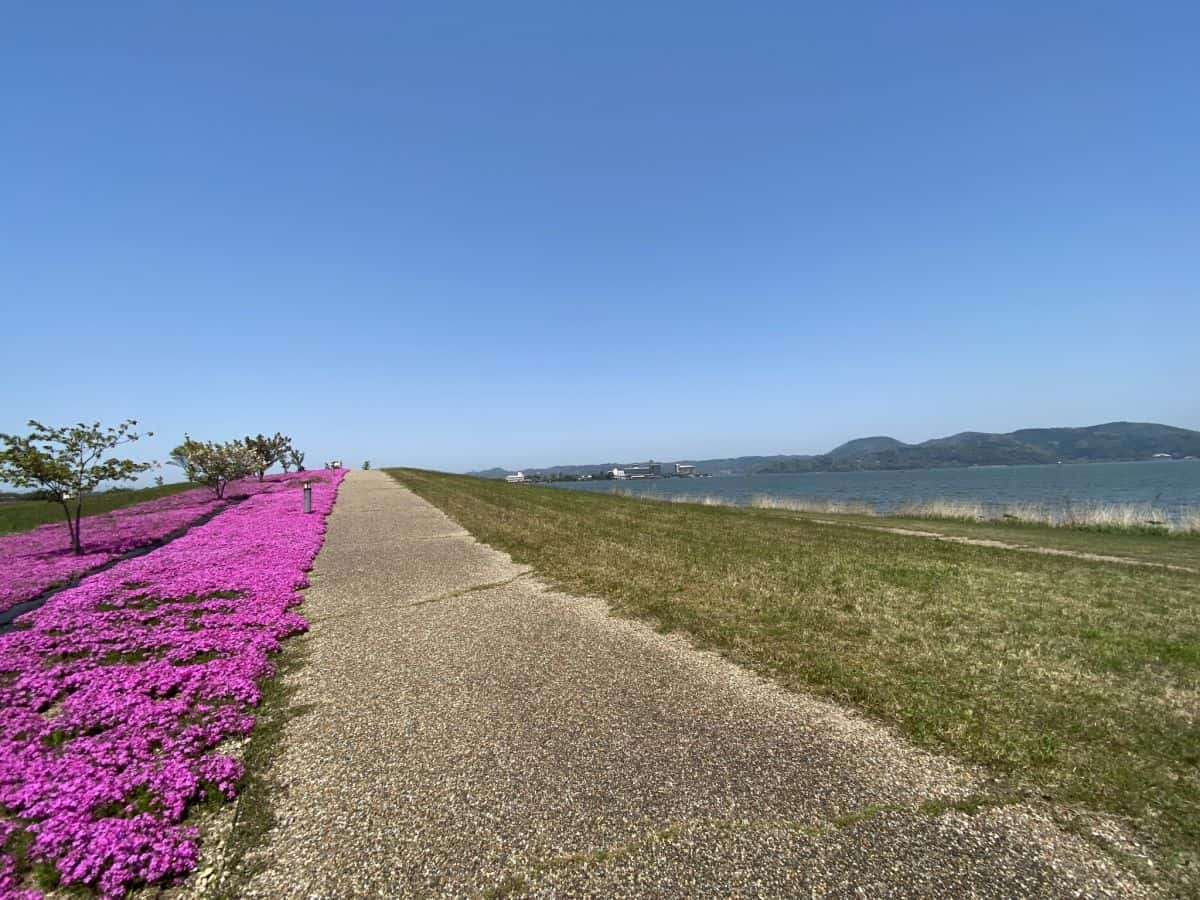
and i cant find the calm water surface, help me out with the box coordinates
[551,460,1200,515]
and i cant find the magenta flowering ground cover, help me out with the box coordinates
[0,470,345,898]
[0,488,232,616]
[0,477,310,617]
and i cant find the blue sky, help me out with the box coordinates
[2,2,1197,475]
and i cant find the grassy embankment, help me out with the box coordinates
[0,483,196,536]
[388,468,1200,891]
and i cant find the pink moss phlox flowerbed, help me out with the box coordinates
[0,475,317,616]
[0,470,345,898]
[0,485,273,616]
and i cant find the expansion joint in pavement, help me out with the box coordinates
[407,570,535,608]
[305,571,535,625]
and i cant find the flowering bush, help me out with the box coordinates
[0,478,301,616]
[0,470,345,897]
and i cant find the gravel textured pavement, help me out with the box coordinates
[237,471,1147,898]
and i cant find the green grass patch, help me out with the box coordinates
[389,468,1200,891]
[206,640,314,898]
[0,482,197,536]
[93,785,161,819]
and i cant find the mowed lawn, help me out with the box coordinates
[389,468,1200,890]
[0,482,196,535]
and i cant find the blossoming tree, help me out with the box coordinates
[0,419,154,554]
[171,437,259,499]
[245,432,293,481]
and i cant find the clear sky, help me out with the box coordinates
[3,2,1197,475]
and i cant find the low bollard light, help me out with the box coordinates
[302,480,312,514]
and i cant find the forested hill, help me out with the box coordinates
[472,422,1200,478]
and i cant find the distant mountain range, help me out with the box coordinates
[470,422,1200,479]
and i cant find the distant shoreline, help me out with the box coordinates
[472,421,1200,481]
[549,457,1200,523]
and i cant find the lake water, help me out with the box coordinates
[550,459,1200,516]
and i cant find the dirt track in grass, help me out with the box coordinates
[807,517,1200,573]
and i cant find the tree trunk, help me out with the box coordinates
[73,501,84,554]
[60,500,80,555]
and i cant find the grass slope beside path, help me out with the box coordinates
[388,468,1200,893]
[0,483,197,536]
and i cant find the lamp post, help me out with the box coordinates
[302,479,312,514]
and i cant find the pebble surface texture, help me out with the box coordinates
[240,471,1146,898]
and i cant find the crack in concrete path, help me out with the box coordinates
[405,570,535,608]
[306,571,535,625]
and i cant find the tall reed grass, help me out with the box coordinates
[612,490,737,508]
[895,499,1200,533]
[603,488,1200,534]
[749,496,879,516]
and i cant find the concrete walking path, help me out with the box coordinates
[237,470,1143,897]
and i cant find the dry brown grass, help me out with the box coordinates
[899,500,1199,534]
[750,495,879,516]
[894,499,986,521]
[613,489,1200,534]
